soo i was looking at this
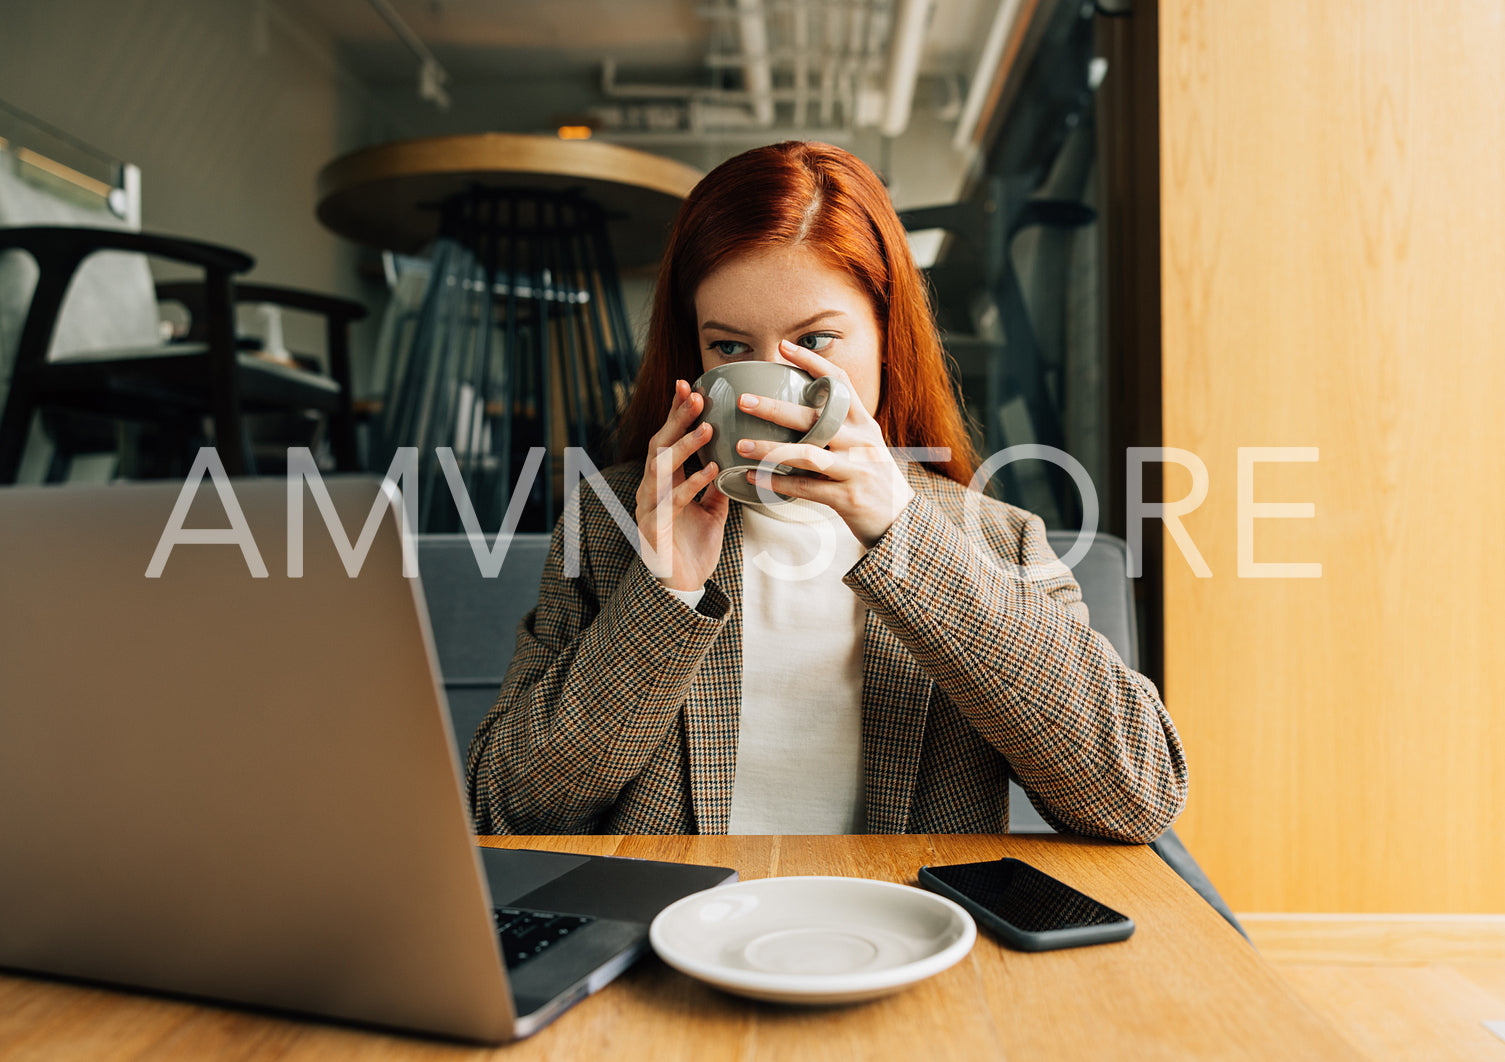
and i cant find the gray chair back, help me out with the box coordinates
[1006,530,1138,831]
[417,533,551,752]
[1041,531,1246,937]
[1045,530,1138,668]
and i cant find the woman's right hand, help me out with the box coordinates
[635,379,731,591]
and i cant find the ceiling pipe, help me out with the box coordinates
[735,0,777,126]
[820,2,842,125]
[879,0,932,138]
[599,126,856,146]
[604,0,915,136]
[600,65,811,109]
[793,0,810,127]
[363,0,451,110]
[951,0,1026,151]
[843,1,868,126]
[602,0,776,129]
[601,57,703,98]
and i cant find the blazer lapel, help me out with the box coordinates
[681,495,936,835]
[683,504,744,834]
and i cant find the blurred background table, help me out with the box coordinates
[0,833,1360,1061]
[316,133,701,268]
[315,134,702,531]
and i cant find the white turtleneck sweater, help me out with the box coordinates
[667,499,868,833]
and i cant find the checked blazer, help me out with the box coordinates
[466,462,1188,842]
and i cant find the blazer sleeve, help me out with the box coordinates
[465,491,731,834]
[842,492,1188,844]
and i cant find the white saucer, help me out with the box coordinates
[649,876,976,1005]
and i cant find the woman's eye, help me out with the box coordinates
[796,332,836,352]
[709,340,750,359]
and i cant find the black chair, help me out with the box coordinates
[1042,529,1247,939]
[0,225,364,482]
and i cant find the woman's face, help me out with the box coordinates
[692,243,883,414]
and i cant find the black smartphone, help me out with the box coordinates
[917,858,1134,952]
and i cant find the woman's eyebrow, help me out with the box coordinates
[790,310,849,331]
[699,310,849,336]
[699,320,753,336]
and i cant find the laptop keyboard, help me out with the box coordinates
[493,907,595,970]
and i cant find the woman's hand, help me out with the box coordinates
[735,340,915,547]
[635,379,731,591]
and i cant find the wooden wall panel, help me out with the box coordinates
[1159,0,1505,911]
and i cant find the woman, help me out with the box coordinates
[466,141,1186,842]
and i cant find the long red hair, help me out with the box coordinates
[614,140,978,487]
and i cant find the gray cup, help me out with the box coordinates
[691,362,851,504]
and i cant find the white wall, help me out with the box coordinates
[0,0,400,386]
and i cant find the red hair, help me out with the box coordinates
[613,141,978,487]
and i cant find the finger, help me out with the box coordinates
[700,479,731,517]
[776,340,874,424]
[648,454,684,509]
[736,439,841,476]
[647,419,714,504]
[778,338,847,383]
[645,383,685,456]
[642,446,678,510]
[647,380,704,452]
[746,467,806,503]
[735,391,820,432]
[670,461,719,510]
[660,420,714,477]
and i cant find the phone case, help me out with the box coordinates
[917,864,1134,952]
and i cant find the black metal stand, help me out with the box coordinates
[371,187,637,533]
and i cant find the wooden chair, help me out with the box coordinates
[0,225,364,482]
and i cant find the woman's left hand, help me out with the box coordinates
[734,339,915,547]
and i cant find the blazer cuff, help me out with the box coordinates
[610,560,731,663]
[664,584,704,607]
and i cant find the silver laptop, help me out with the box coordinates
[0,476,735,1042]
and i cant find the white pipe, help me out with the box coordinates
[793,0,810,127]
[692,101,764,128]
[844,1,868,126]
[600,127,855,146]
[820,2,842,124]
[605,83,828,106]
[864,1,890,75]
[603,2,775,128]
[952,0,1025,151]
[880,0,932,138]
[736,0,776,126]
[121,162,142,230]
[602,57,706,98]
[364,0,451,109]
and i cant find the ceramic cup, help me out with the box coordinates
[691,362,851,505]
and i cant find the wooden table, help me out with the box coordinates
[315,133,702,268]
[0,834,1360,1061]
[315,133,703,532]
